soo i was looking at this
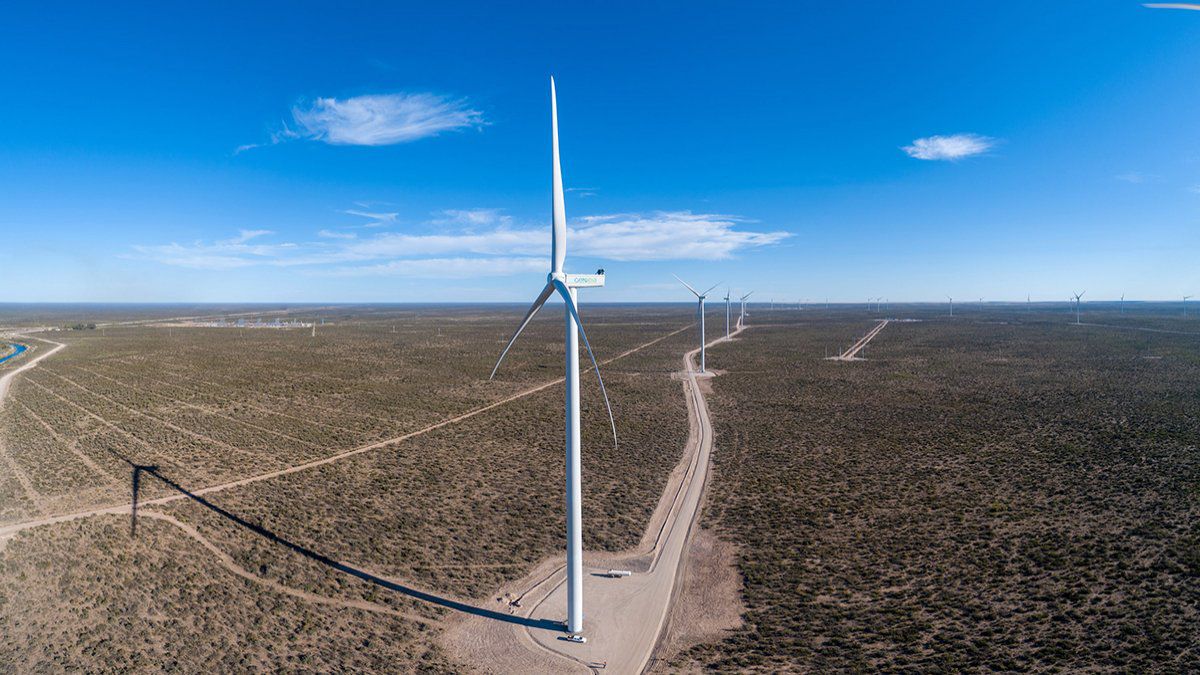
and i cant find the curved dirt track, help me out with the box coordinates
[0,336,64,407]
[1,319,725,671]
[0,325,692,542]
[137,511,434,624]
[445,323,744,674]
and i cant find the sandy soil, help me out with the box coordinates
[646,527,745,673]
[443,326,746,674]
[0,326,693,545]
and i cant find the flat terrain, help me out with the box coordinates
[0,304,700,671]
[672,307,1200,671]
[447,323,741,674]
[2,303,1199,671]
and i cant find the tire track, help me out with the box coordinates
[0,323,693,540]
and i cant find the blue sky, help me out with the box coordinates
[1,1,1198,303]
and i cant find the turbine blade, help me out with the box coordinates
[551,78,567,274]
[741,291,754,300]
[701,282,722,297]
[552,278,618,450]
[489,282,555,380]
[673,274,700,298]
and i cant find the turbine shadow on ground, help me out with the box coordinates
[127,462,562,631]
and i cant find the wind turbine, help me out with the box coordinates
[675,275,720,373]
[740,291,753,327]
[947,296,954,317]
[1120,293,1125,314]
[489,78,616,638]
[1072,291,1085,325]
[724,288,732,339]
[1185,295,1194,318]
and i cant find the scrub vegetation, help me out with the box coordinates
[0,304,697,671]
[4,303,1198,671]
[673,307,1200,671]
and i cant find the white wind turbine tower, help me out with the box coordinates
[489,78,616,638]
[1185,295,1194,318]
[740,291,753,328]
[724,288,732,339]
[675,275,721,373]
[1072,291,1085,325]
[947,295,954,317]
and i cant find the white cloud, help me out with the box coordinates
[1142,4,1200,11]
[131,210,789,276]
[343,209,398,225]
[321,257,545,278]
[570,212,788,261]
[430,208,512,228]
[902,133,996,161]
[291,93,484,146]
[231,229,273,243]
[1115,171,1159,184]
[1187,184,1200,194]
[131,230,292,270]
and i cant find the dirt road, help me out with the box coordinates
[0,336,64,408]
[832,319,889,361]
[448,324,743,674]
[0,325,693,543]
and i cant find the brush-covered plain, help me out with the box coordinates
[674,308,1200,671]
[0,305,699,671]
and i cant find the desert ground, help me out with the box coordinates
[1,302,1198,671]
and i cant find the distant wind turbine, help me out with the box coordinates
[724,288,732,339]
[947,296,954,317]
[489,78,616,638]
[1072,291,1086,325]
[1185,295,1194,318]
[740,291,753,327]
[676,275,720,373]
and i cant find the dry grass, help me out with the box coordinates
[674,309,1200,671]
[0,304,699,671]
[0,516,455,672]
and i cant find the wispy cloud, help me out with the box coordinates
[902,133,996,161]
[319,257,545,278]
[430,208,512,228]
[1115,171,1158,184]
[231,229,273,243]
[570,212,788,260]
[130,210,789,276]
[292,93,484,146]
[237,92,484,152]
[566,187,598,198]
[1142,3,1200,11]
[130,230,289,270]
[343,209,399,225]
